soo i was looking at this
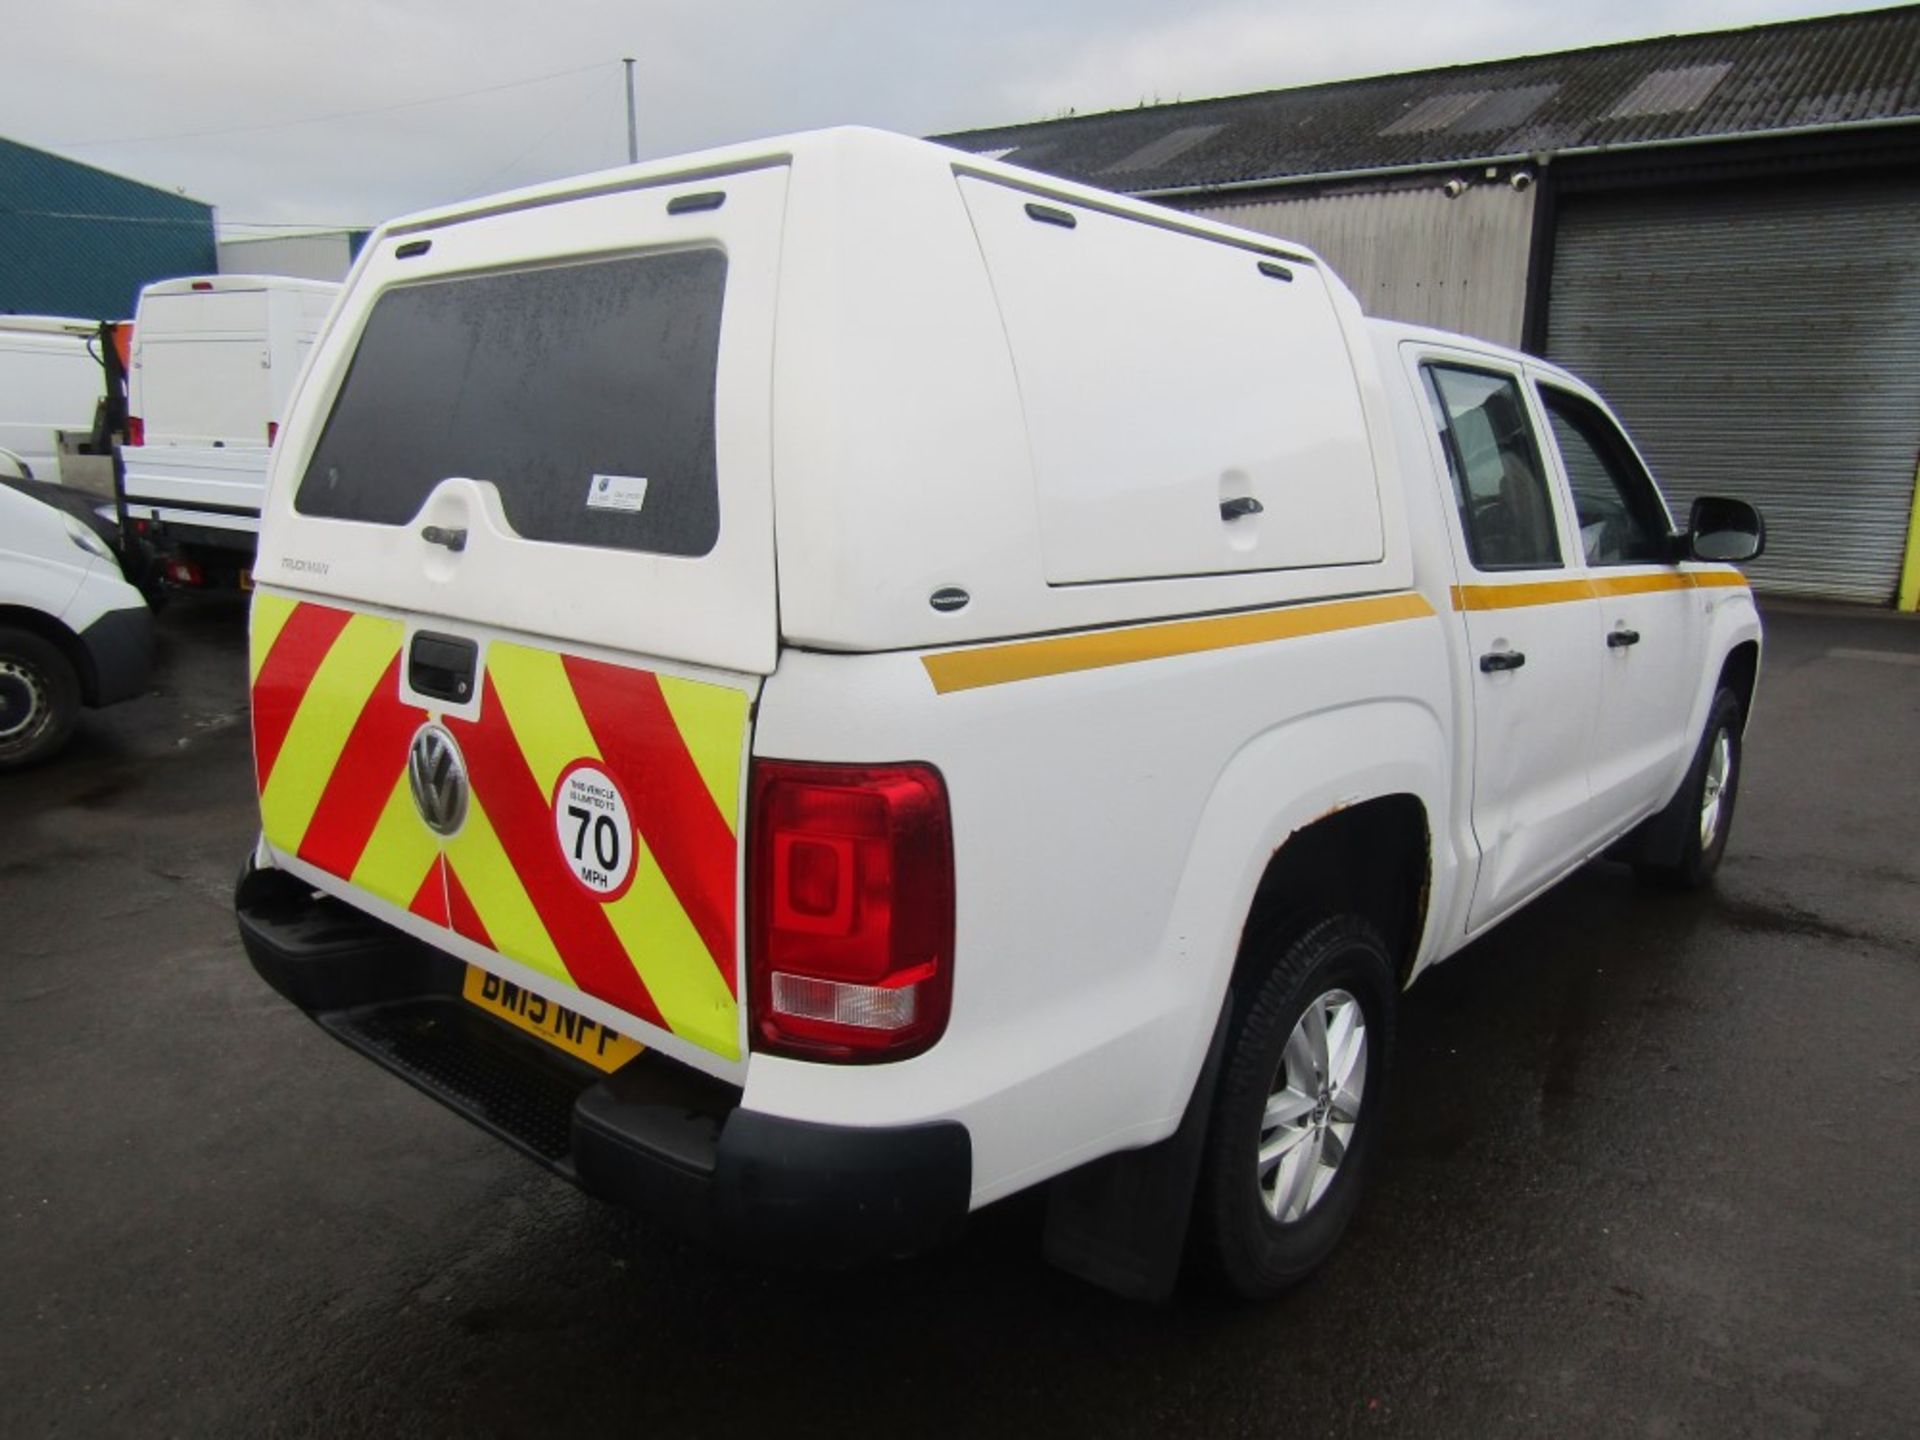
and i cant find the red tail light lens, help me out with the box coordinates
[126,415,145,446]
[267,420,279,445]
[749,760,953,1062]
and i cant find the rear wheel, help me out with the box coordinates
[1192,915,1396,1298]
[1636,686,1743,890]
[0,626,81,770]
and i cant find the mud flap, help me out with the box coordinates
[1042,998,1230,1301]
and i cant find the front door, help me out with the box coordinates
[1418,356,1601,931]
[1532,379,1702,836]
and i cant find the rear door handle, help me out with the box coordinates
[421,524,467,552]
[1479,649,1526,673]
[1607,628,1641,648]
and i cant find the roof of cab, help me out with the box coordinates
[373,125,1338,273]
[1367,315,1585,388]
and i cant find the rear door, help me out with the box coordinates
[1415,352,1601,931]
[134,290,273,446]
[250,165,788,1075]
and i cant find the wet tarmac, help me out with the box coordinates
[1,595,1914,1437]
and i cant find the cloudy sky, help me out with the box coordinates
[4,0,1892,235]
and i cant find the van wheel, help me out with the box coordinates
[1635,687,1743,891]
[0,626,82,770]
[1192,915,1396,1299]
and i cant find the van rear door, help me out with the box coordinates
[250,164,788,1076]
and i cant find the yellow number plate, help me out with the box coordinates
[461,965,643,1073]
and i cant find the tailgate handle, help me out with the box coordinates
[421,524,467,552]
[409,632,479,704]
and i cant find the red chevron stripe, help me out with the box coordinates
[563,656,739,994]
[251,602,353,790]
[446,680,667,1030]
[408,858,449,927]
[296,654,421,881]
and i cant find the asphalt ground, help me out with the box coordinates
[1,595,1914,1438]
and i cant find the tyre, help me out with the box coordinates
[1635,686,1743,891]
[1191,914,1397,1298]
[0,625,82,771]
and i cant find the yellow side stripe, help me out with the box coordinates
[1453,568,1748,611]
[922,591,1436,695]
[248,591,299,685]
[349,774,441,912]
[445,795,573,986]
[259,614,402,853]
[484,640,740,1055]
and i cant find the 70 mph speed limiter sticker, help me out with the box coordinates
[553,761,637,900]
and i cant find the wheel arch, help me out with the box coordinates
[0,604,95,704]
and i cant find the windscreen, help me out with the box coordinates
[295,249,727,557]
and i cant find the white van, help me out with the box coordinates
[235,128,1763,1299]
[120,275,339,585]
[0,484,152,768]
[0,316,108,487]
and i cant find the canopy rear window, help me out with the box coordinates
[295,249,726,557]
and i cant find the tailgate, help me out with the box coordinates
[122,443,268,528]
[246,164,790,1076]
[249,592,752,1067]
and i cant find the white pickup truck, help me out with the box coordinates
[120,275,339,588]
[234,128,1763,1300]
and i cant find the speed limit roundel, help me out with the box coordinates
[552,760,637,901]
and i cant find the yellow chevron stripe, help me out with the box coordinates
[486,643,598,795]
[258,614,402,853]
[487,639,739,1054]
[445,795,572,986]
[350,773,441,912]
[657,676,749,834]
[248,591,299,684]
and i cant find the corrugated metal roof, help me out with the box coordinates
[0,138,216,320]
[936,5,1920,192]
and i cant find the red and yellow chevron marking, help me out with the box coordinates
[248,594,749,1061]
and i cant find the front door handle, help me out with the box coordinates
[1607,628,1642,649]
[421,524,468,552]
[1479,649,1526,673]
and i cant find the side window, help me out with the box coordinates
[1422,364,1562,571]
[1538,386,1673,567]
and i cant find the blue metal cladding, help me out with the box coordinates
[0,138,216,321]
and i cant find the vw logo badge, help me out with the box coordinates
[407,723,469,836]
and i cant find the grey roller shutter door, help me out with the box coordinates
[1547,176,1920,603]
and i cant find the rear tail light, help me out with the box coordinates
[164,558,204,587]
[267,420,279,445]
[190,281,213,291]
[126,415,144,446]
[749,760,953,1062]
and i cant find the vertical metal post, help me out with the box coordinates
[623,58,639,164]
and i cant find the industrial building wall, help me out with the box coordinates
[217,231,364,283]
[0,138,215,320]
[1184,181,1536,347]
[1547,173,1920,604]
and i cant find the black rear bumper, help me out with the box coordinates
[235,863,970,1265]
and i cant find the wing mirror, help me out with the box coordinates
[1687,495,1765,564]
